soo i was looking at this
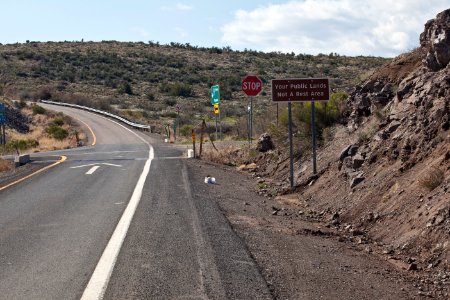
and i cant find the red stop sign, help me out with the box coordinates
[242,75,263,96]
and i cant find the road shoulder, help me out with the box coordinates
[186,159,419,300]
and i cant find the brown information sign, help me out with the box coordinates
[272,78,330,102]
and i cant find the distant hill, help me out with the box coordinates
[0,41,388,128]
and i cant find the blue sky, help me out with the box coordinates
[0,0,448,57]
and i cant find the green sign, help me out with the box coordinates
[211,85,220,105]
[0,104,5,124]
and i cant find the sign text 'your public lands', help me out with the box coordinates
[271,78,330,102]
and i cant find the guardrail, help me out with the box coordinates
[41,100,151,131]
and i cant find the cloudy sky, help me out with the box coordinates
[0,0,448,57]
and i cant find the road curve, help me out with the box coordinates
[0,104,271,300]
[0,105,150,300]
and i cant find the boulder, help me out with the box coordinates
[256,133,275,152]
[352,154,365,169]
[387,121,401,133]
[339,145,352,161]
[350,174,365,188]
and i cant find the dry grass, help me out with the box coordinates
[201,146,244,166]
[5,111,76,154]
[420,167,445,191]
[0,158,12,172]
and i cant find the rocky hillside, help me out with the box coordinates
[239,9,449,295]
[293,8,450,278]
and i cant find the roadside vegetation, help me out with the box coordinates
[0,158,12,172]
[0,100,82,156]
[0,41,388,140]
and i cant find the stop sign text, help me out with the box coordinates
[242,75,263,97]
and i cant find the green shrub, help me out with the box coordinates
[32,104,46,115]
[165,98,177,106]
[160,83,194,97]
[161,111,177,118]
[179,124,194,137]
[14,100,27,109]
[51,118,65,126]
[6,139,39,153]
[46,125,69,140]
[117,82,133,95]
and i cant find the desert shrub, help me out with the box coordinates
[32,104,46,115]
[160,83,193,97]
[117,82,133,95]
[165,98,177,106]
[161,111,177,118]
[46,125,69,140]
[51,117,65,126]
[179,124,194,137]
[420,167,445,191]
[14,100,27,109]
[19,91,32,101]
[36,86,53,100]
[96,98,111,111]
[5,139,39,153]
[275,92,348,142]
[146,92,156,101]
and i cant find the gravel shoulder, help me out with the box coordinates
[186,159,423,300]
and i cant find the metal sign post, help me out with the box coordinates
[211,86,220,141]
[250,97,253,144]
[242,75,263,145]
[219,108,222,140]
[192,130,196,158]
[0,103,6,146]
[272,78,330,187]
[247,104,251,146]
[311,101,317,174]
[288,102,294,187]
[213,103,219,140]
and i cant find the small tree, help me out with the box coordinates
[118,82,133,95]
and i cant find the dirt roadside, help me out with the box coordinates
[185,159,442,300]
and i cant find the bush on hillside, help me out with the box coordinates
[5,139,39,153]
[117,82,133,95]
[160,83,194,97]
[179,124,194,137]
[46,124,69,140]
[32,104,46,115]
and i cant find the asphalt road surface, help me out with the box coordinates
[0,104,271,300]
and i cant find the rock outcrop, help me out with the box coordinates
[345,9,450,173]
[420,9,450,71]
[257,133,275,152]
[298,9,450,276]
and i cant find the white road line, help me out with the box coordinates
[71,163,122,169]
[85,166,100,175]
[80,118,154,300]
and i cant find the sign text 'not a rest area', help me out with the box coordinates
[271,78,330,102]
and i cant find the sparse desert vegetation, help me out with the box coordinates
[0,41,388,139]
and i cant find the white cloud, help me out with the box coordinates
[175,3,193,11]
[131,26,149,38]
[161,3,193,12]
[221,0,449,56]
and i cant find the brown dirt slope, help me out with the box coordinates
[293,9,450,278]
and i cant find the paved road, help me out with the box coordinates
[0,105,271,300]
